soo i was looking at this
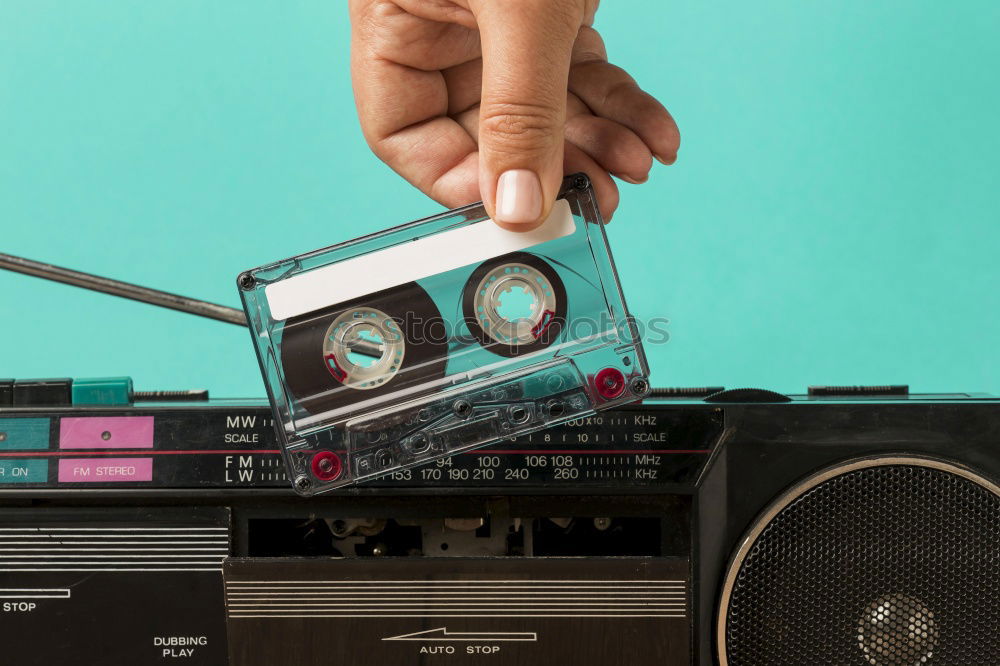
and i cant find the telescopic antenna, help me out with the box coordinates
[0,252,247,326]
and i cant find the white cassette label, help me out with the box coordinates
[265,200,576,321]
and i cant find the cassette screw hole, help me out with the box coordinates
[0,433,6,442]
[237,272,256,290]
[101,431,112,441]
[440,543,449,551]
[593,517,612,531]
[294,476,312,492]
[407,434,430,454]
[453,399,472,418]
[418,409,431,422]
[629,377,650,396]
[573,174,590,190]
[623,356,632,367]
[375,450,393,468]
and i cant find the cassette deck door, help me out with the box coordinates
[224,556,689,666]
[0,506,230,665]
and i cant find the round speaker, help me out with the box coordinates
[718,456,1000,666]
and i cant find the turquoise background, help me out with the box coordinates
[2,1,997,398]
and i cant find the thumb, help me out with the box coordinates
[470,0,586,230]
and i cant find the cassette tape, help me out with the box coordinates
[238,174,650,495]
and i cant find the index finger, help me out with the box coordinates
[350,1,482,206]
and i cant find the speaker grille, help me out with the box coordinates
[720,458,1000,666]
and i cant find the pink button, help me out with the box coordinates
[59,417,154,449]
[57,457,153,483]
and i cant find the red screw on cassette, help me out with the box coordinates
[594,367,626,400]
[310,451,343,482]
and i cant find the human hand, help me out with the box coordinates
[349,0,679,230]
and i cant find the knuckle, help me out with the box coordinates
[573,26,607,63]
[501,0,572,10]
[479,102,559,152]
[351,0,391,25]
[601,72,639,107]
[482,0,584,26]
[366,135,395,165]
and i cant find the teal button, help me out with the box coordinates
[0,418,51,450]
[72,377,133,406]
[0,459,48,484]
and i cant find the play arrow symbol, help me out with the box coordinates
[382,627,537,642]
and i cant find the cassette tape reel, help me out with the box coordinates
[239,174,650,495]
[280,283,448,414]
[461,252,568,357]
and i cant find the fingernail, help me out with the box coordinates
[655,153,677,166]
[495,169,543,225]
[615,173,647,185]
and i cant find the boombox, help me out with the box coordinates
[0,387,997,665]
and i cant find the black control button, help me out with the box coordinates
[12,378,73,406]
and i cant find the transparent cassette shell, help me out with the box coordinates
[238,174,650,495]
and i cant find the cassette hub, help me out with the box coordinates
[462,252,567,357]
[470,260,558,344]
[322,307,404,388]
[279,282,448,415]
